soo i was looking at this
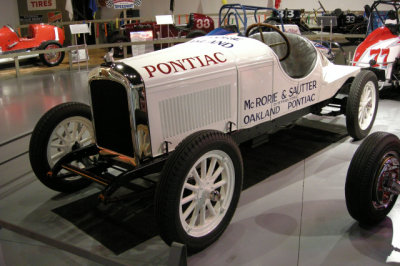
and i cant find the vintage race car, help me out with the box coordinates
[30,23,379,252]
[352,0,400,89]
[109,13,215,57]
[346,131,400,225]
[315,1,367,36]
[0,24,65,67]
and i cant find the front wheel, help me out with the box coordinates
[345,132,400,225]
[29,102,94,193]
[155,130,243,252]
[39,41,65,67]
[346,70,378,140]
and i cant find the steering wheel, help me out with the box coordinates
[245,23,290,61]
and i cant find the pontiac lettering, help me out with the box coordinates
[143,52,227,78]
[288,93,316,109]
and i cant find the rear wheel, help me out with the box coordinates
[39,41,65,67]
[29,102,94,193]
[346,132,400,225]
[346,70,378,140]
[155,130,243,252]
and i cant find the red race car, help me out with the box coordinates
[0,24,65,67]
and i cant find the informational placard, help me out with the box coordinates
[316,16,338,27]
[69,24,90,34]
[156,15,174,25]
[27,0,56,11]
[71,49,89,63]
[113,0,134,9]
[20,15,43,23]
[130,31,154,56]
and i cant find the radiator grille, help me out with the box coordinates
[159,85,231,138]
[90,80,134,157]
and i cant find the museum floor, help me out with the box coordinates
[1,69,400,265]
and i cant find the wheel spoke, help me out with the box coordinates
[61,122,72,141]
[76,124,87,140]
[189,205,200,227]
[206,158,217,179]
[201,159,207,179]
[79,137,92,145]
[182,202,196,220]
[55,131,67,143]
[184,183,198,191]
[192,168,202,184]
[51,151,65,161]
[199,205,206,226]
[181,193,195,205]
[72,122,78,140]
[212,180,227,190]
[50,143,68,149]
[210,165,224,183]
[206,199,217,217]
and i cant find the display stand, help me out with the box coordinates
[69,24,90,71]
[156,15,174,49]
[316,16,337,49]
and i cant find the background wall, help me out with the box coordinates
[1,0,391,27]
[137,0,377,18]
[0,0,20,27]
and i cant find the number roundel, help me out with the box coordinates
[369,48,390,67]
[196,19,211,29]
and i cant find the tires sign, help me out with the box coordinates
[27,0,56,11]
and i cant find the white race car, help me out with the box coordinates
[29,23,378,252]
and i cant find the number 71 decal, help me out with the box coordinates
[370,48,390,67]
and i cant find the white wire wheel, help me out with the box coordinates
[155,130,243,252]
[29,102,94,193]
[178,150,235,238]
[47,116,94,168]
[346,70,378,140]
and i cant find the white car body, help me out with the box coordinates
[32,29,379,252]
[117,35,360,157]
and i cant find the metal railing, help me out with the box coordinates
[0,37,190,77]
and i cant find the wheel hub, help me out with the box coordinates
[373,155,400,209]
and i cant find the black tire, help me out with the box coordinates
[186,30,207,38]
[345,131,400,225]
[29,102,94,193]
[346,70,379,140]
[155,130,243,252]
[110,34,130,58]
[39,41,65,67]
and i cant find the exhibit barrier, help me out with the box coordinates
[0,37,189,77]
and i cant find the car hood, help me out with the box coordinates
[119,35,274,88]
